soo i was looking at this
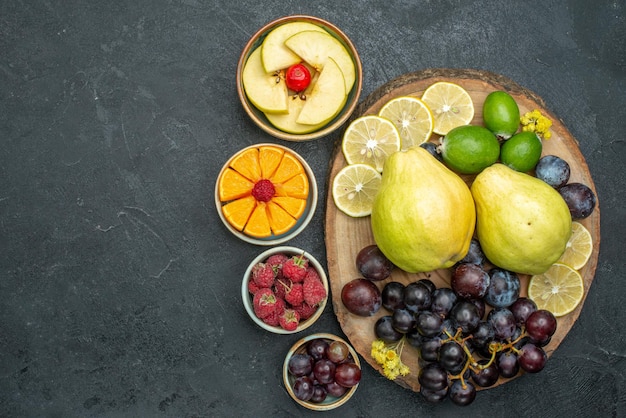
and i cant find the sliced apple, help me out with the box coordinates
[296,57,347,126]
[264,94,326,134]
[284,30,356,93]
[242,46,288,114]
[261,22,326,73]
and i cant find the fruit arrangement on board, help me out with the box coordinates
[241,21,357,134]
[326,72,599,405]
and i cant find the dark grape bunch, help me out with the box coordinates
[371,241,558,407]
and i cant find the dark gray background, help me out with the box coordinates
[1,0,624,417]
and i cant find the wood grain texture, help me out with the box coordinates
[324,69,601,392]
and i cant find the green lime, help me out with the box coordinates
[500,131,543,172]
[483,91,520,139]
[440,125,500,174]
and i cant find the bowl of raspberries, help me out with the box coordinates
[242,246,329,334]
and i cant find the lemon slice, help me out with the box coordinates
[341,115,401,172]
[378,96,434,150]
[421,82,474,135]
[557,222,593,270]
[528,263,585,317]
[332,163,382,217]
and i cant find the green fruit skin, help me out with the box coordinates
[483,91,520,139]
[441,125,500,174]
[371,147,476,273]
[500,131,543,172]
[471,164,572,275]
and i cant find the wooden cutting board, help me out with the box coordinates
[324,68,601,392]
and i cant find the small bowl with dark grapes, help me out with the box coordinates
[283,333,361,410]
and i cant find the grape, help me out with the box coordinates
[325,381,347,397]
[375,315,404,343]
[469,320,495,350]
[518,343,547,373]
[535,155,571,189]
[419,336,442,362]
[310,385,327,403]
[420,385,448,403]
[451,263,490,299]
[525,309,557,344]
[313,359,336,384]
[335,362,361,387]
[392,308,417,333]
[449,300,480,334]
[288,353,314,377]
[471,360,499,387]
[416,310,444,337]
[449,379,476,406]
[559,182,597,219]
[420,141,443,161]
[496,351,520,378]
[292,376,315,401]
[326,341,349,363]
[307,338,329,361]
[438,341,467,374]
[509,297,537,327]
[418,278,437,293]
[403,281,432,312]
[431,288,458,317]
[488,308,517,341]
[468,298,486,319]
[381,281,405,311]
[458,238,487,266]
[356,244,394,281]
[485,268,520,308]
[341,278,382,316]
[418,362,449,391]
[405,327,423,348]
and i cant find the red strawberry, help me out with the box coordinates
[252,288,278,319]
[278,309,300,331]
[293,302,318,320]
[285,282,304,307]
[251,262,275,288]
[303,273,327,306]
[282,254,309,283]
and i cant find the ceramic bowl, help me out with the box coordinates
[236,15,363,141]
[215,143,317,245]
[241,246,329,334]
[283,333,361,410]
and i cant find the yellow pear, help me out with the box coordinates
[371,146,475,273]
[471,163,572,275]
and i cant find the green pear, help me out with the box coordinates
[471,163,572,275]
[371,146,475,273]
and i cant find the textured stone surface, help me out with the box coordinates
[1,0,624,416]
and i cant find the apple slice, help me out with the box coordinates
[296,57,347,126]
[284,30,356,93]
[264,94,326,134]
[261,22,326,73]
[242,46,288,114]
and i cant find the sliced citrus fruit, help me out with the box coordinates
[221,195,256,231]
[218,168,254,201]
[259,146,285,179]
[528,262,585,317]
[277,172,309,199]
[266,201,297,235]
[244,202,272,238]
[229,147,262,182]
[332,163,382,217]
[557,222,593,270]
[421,81,474,135]
[341,115,401,172]
[378,96,434,150]
[271,152,304,183]
[272,196,307,219]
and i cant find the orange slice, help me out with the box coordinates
[267,201,297,235]
[218,168,254,201]
[229,147,262,182]
[278,172,309,199]
[244,202,271,238]
[271,152,304,183]
[259,146,285,179]
[221,195,256,231]
[272,196,307,219]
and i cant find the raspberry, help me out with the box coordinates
[251,262,275,288]
[274,297,286,316]
[304,265,321,282]
[248,279,261,295]
[303,272,327,306]
[273,278,290,300]
[266,253,289,277]
[282,254,309,283]
[251,179,275,202]
[252,288,278,319]
[285,282,304,306]
[278,309,300,331]
[293,302,318,320]
[262,309,280,327]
